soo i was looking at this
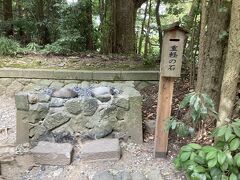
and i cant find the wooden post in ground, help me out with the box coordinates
[154,76,175,157]
[154,22,188,158]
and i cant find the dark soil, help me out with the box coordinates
[140,76,218,159]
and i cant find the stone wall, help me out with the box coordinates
[0,69,159,144]
[0,78,158,97]
[15,81,144,144]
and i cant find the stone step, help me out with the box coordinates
[30,141,73,166]
[80,138,121,162]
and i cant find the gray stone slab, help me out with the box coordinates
[15,92,29,110]
[16,110,29,144]
[21,69,55,79]
[31,141,73,165]
[124,87,143,144]
[0,69,159,81]
[0,68,23,77]
[54,70,93,80]
[92,71,121,81]
[121,71,159,81]
[81,139,121,162]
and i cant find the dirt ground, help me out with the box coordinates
[0,54,159,71]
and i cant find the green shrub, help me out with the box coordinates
[166,92,217,137]
[26,42,42,53]
[174,119,240,180]
[0,37,21,55]
[166,117,193,137]
[42,36,82,54]
[180,92,217,123]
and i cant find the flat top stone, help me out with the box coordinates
[31,141,73,154]
[81,139,120,154]
[52,88,78,98]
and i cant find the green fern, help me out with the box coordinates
[0,37,21,56]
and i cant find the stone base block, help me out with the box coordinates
[30,141,73,165]
[81,139,121,162]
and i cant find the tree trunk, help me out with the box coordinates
[99,0,113,54]
[113,0,136,54]
[3,0,13,37]
[218,0,240,125]
[101,0,147,54]
[86,0,94,50]
[196,0,207,93]
[138,0,148,55]
[155,0,163,61]
[144,0,152,58]
[196,0,231,108]
[35,0,50,45]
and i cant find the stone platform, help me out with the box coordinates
[15,82,143,145]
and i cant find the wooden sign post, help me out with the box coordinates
[154,23,188,158]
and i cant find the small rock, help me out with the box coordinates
[52,88,78,98]
[64,83,78,89]
[86,125,113,139]
[50,81,64,89]
[116,108,126,120]
[96,94,112,102]
[92,171,114,180]
[38,80,53,87]
[43,112,71,130]
[50,98,66,107]
[38,93,51,102]
[144,120,156,135]
[29,103,49,123]
[82,98,99,116]
[28,94,38,104]
[65,99,82,115]
[81,81,90,88]
[113,98,129,110]
[92,87,111,96]
[30,141,73,166]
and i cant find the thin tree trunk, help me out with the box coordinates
[155,0,162,61]
[36,0,50,45]
[218,0,240,126]
[189,16,196,88]
[86,0,94,50]
[3,0,13,37]
[138,0,148,54]
[144,0,152,57]
[196,0,207,93]
[183,0,200,83]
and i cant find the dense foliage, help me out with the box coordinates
[0,0,191,56]
[174,119,240,180]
